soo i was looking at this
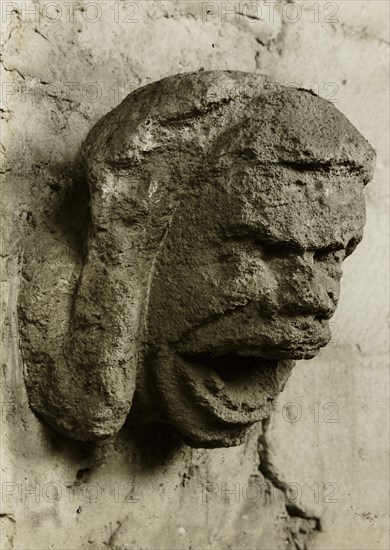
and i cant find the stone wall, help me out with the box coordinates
[1,1,388,548]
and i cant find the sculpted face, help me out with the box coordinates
[20,71,376,446]
[145,162,366,446]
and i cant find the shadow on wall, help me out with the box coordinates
[40,415,185,475]
[22,152,186,472]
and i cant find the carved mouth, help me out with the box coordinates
[150,345,296,447]
[177,350,294,425]
[185,351,271,376]
[152,326,327,446]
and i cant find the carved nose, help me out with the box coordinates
[279,254,339,318]
[295,286,336,319]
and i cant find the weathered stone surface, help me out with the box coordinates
[19,70,375,448]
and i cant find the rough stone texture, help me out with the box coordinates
[1,2,388,549]
[19,70,375,449]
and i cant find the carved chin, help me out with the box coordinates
[150,346,295,448]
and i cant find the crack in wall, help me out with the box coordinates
[103,517,128,550]
[1,61,26,81]
[331,21,390,47]
[258,418,322,550]
[253,0,290,68]
[0,513,16,523]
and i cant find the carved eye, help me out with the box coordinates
[259,242,296,260]
[345,236,361,258]
[314,246,345,263]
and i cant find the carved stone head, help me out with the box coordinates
[20,71,376,447]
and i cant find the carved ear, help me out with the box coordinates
[20,223,139,440]
[20,160,140,442]
[60,156,147,439]
[63,242,139,439]
[20,89,169,441]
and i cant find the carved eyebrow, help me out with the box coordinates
[259,239,305,253]
[312,242,345,260]
[223,224,362,258]
[278,160,333,173]
[223,223,271,240]
[224,226,353,257]
[223,229,305,253]
[312,241,346,254]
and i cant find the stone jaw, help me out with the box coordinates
[19,70,376,447]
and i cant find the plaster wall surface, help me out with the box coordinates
[1,1,389,549]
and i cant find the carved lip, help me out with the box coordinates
[179,340,326,362]
[174,315,332,361]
